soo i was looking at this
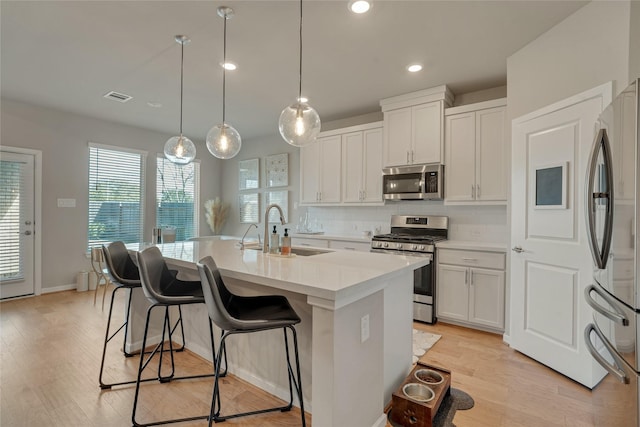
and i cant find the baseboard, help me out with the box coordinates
[182,341,312,413]
[124,333,164,354]
[372,413,388,427]
[42,284,76,294]
[502,333,511,346]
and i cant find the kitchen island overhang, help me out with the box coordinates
[125,239,427,427]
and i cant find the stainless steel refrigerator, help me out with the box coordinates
[584,78,640,427]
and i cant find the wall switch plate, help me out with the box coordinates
[57,198,76,208]
[360,314,370,343]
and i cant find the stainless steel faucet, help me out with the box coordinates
[263,203,286,253]
[239,223,259,250]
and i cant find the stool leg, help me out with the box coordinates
[158,306,176,382]
[98,285,119,389]
[168,305,186,352]
[122,287,134,357]
[209,332,228,426]
[132,304,155,426]
[288,325,306,427]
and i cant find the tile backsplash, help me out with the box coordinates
[301,203,508,243]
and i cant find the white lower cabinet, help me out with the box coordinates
[291,237,329,248]
[436,248,505,332]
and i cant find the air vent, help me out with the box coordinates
[103,91,133,103]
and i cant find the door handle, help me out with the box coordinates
[512,246,524,253]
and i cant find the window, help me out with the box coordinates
[88,144,145,250]
[156,156,199,241]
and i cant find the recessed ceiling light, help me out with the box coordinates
[349,0,371,14]
[221,62,237,71]
[146,101,163,108]
[407,64,423,73]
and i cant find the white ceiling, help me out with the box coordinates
[1,1,587,143]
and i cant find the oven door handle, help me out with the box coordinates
[584,323,631,384]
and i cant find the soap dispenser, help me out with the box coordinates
[270,225,280,254]
[281,228,291,256]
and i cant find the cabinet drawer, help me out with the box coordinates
[437,248,505,270]
[329,240,371,252]
[291,237,329,248]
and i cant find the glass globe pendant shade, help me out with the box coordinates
[278,101,321,147]
[164,135,196,165]
[206,123,242,159]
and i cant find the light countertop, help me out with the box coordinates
[436,240,508,252]
[291,232,372,243]
[130,239,426,307]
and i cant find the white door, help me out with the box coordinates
[0,151,36,299]
[510,83,611,388]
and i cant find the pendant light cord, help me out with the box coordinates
[298,0,303,101]
[179,40,184,136]
[222,13,227,125]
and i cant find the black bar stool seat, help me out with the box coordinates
[197,256,306,426]
[132,246,219,427]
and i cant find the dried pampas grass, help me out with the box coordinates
[204,198,229,234]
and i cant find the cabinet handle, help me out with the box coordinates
[406,151,410,164]
[462,258,477,262]
[411,150,414,163]
[465,270,468,284]
[471,185,475,199]
[344,247,356,250]
[470,271,474,286]
[300,243,311,246]
[361,190,366,200]
[476,184,480,198]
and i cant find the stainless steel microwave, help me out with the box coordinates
[382,164,444,201]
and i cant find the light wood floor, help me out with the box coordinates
[1,289,598,426]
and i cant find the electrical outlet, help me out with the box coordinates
[360,314,370,343]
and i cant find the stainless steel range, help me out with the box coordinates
[370,215,448,324]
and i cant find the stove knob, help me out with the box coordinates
[396,243,403,249]
[383,242,389,248]
[419,245,425,251]
[412,244,418,250]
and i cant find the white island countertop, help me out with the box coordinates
[140,239,427,309]
[129,239,422,427]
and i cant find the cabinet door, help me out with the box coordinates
[319,135,342,203]
[445,112,476,201]
[468,267,504,329]
[362,128,383,203]
[476,106,507,201]
[436,264,469,322]
[383,107,412,167]
[300,142,320,204]
[342,131,364,203]
[413,101,443,164]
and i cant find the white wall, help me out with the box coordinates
[1,99,223,290]
[220,134,301,238]
[507,1,631,122]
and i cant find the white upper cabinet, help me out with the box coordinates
[300,134,341,204]
[444,99,508,204]
[301,122,382,206]
[342,126,383,204]
[380,85,453,167]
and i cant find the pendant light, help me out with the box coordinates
[164,35,196,165]
[206,6,241,160]
[278,0,321,147]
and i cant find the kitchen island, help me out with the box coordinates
[126,239,427,427]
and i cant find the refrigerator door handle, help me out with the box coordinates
[585,128,615,270]
[584,284,629,326]
[584,323,630,384]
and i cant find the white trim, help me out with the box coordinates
[445,97,507,116]
[318,121,382,137]
[0,146,43,296]
[88,141,148,156]
[41,283,76,294]
[513,81,613,125]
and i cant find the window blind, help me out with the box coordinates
[88,144,145,250]
[0,159,27,281]
[156,156,199,241]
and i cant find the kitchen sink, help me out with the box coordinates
[243,245,332,256]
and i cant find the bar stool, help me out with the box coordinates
[132,246,218,427]
[98,241,185,389]
[90,247,110,310]
[196,256,305,426]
